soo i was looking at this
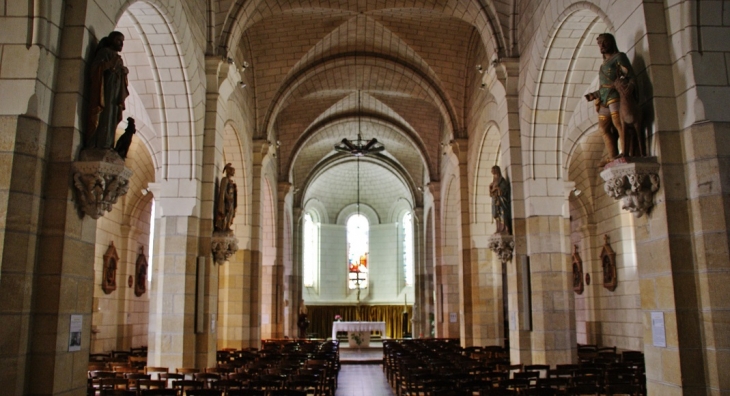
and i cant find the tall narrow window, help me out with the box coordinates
[303,213,318,287]
[148,198,155,285]
[347,214,369,289]
[402,211,414,286]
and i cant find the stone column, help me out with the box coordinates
[288,206,303,338]
[451,139,475,346]
[146,182,199,369]
[524,214,576,364]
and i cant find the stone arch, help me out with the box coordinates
[336,204,380,227]
[471,122,502,231]
[302,199,329,225]
[116,0,206,181]
[264,53,458,145]
[286,102,435,184]
[522,1,613,181]
[565,118,643,351]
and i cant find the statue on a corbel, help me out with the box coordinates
[487,166,514,263]
[212,163,239,264]
[73,31,136,219]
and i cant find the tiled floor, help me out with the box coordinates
[336,364,395,396]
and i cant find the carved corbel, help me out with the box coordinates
[487,234,515,263]
[211,233,239,264]
[600,158,660,218]
[72,150,133,219]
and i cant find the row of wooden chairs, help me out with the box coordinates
[384,339,646,396]
[89,340,339,396]
[97,390,306,396]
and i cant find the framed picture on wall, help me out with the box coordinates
[134,246,147,297]
[102,242,119,294]
[600,235,617,292]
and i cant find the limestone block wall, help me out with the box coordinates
[92,202,152,353]
[570,184,642,351]
[303,223,414,305]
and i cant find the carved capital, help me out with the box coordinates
[600,158,660,218]
[487,234,515,263]
[72,153,133,219]
[212,232,239,264]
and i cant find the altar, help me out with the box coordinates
[331,321,386,347]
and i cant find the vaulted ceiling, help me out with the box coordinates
[228,2,504,216]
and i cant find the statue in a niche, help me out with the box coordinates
[215,163,238,233]
[584,33,644,162]
[86,31,129,150]
[489,166,512,234]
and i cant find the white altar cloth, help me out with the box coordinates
[331,321,386,340]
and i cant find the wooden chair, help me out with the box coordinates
[100,390,136,396]
[98,378,130,391]
[144,366,169,380]
[604,382,642,396]
[524,364,550,379]
[194,372,221,388]
[128,355,147,370]
[159,373,184,388]
[176,367,201,380]
[227,390,265,396]
[172,379,204,393]
[123,373,151,392]
[270,390,307,396]
[137,379,167,392]
[185,390,223,396]
[139,390,178,396]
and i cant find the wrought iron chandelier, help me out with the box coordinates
[333,90,384,156]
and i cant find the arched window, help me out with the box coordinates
[347,214,369,289]
[303,213,319,287]
[402,211,414,287]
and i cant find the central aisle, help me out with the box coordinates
[336,365,395,396]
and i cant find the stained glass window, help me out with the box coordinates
[347,214,369,289]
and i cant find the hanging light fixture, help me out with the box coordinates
[334,14,384,157]
[333,91,385,156]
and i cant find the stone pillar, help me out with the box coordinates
[146,182,199,369]
[449,139,475,346]
[16,4,99,393]
[680,121,730,394]
[471,246,504,346]
[288,207,303,338]
[524,215,576,364]
[247,140,274,346]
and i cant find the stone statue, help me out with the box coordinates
[86,31,129,150]
[489,165,511,235]
[215,163,237,233]
[114,117,136,159]
[584,33,644,161]
[297,299,309,338]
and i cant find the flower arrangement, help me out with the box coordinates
[350,331,364,346]
[334,314,342,322]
